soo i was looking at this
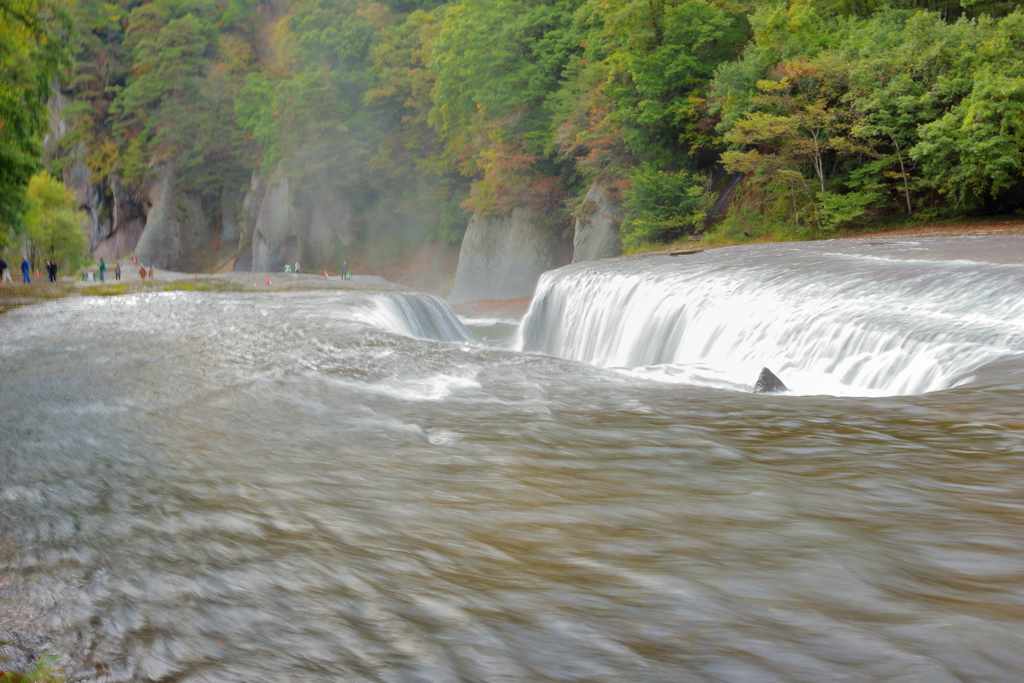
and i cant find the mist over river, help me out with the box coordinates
[3,236,1024,682]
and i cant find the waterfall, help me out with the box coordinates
[347,293,478,343]
[519,239,1024,396]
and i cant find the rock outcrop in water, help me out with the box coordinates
[753,367,788,393]
[573,183,623,263]
[448,207,557,304]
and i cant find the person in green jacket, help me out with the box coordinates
[99,258,106,282]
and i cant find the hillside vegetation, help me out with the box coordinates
[3,0,1024,261]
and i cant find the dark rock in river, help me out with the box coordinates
[753,367,788,393]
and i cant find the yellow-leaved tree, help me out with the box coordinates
[24,172,88,275]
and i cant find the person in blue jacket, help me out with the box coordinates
[21,256,30,283]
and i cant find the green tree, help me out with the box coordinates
[913,70,1024,210]
[52,0,131,183]
[558,0,741,169]
[0,0,72,237]
[721,55,875,232]
[236,0,380,190]
[620,163,711,247]
[429,0,583,214]
[110,11,213,183]
[550,0,746,243]
[24,171,88,272]
[908,12,1024,211]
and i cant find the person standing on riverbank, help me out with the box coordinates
[0,258,10,283]
[148,264,155,279]
[21,256,30,283]
[99,258,106,282]
[138,264,146,279]
[115,262,121,281]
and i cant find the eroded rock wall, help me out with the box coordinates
[134,166,219,271]
[448,207,557,304]
[572,183,623,263]
[233,172,267,271]
[251,169,291,271]
[47,94,148,261]
[249,165,354,272]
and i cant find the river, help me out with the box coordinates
[1,236,1023,681]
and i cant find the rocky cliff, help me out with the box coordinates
[133,165,234,271]
[572,183,623,263]
[46,95,148,262]
[45,93,567,288]
[448,207,557,304]
[232,172,268,271]
[248,165,354,272]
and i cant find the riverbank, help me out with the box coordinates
[636,216,1024,256]
[0,262,409,315]
[5,218,1023,317]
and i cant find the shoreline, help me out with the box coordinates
[0,268,410,315]
[636,216,1024,256]
[5,220,1023,316]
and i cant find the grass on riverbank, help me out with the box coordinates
[0,279,247,315]
[626,214,1024,256]
[79,279,246,296]
[0,647,63,683]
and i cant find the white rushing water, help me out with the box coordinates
[4,242,1024,682]
[519,237,1024,396]
[331,292,478,343]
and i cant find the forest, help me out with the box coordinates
[2,0,1024,271]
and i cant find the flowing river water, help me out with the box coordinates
[2,236,1024,681]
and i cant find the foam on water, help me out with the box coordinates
[322,368,482,402]
[519,237,1024,396]
[3,246,1024,682]
[334,292,478,343]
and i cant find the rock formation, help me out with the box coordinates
[706,172,744,227]
[448,207,558,304]
[46,94,148,262]
[572,183,623,263]
[753,367,788,393]
[134,165,227,271]
[233,172,268,271]
[64,162,148,262]
[248,165,354,272]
